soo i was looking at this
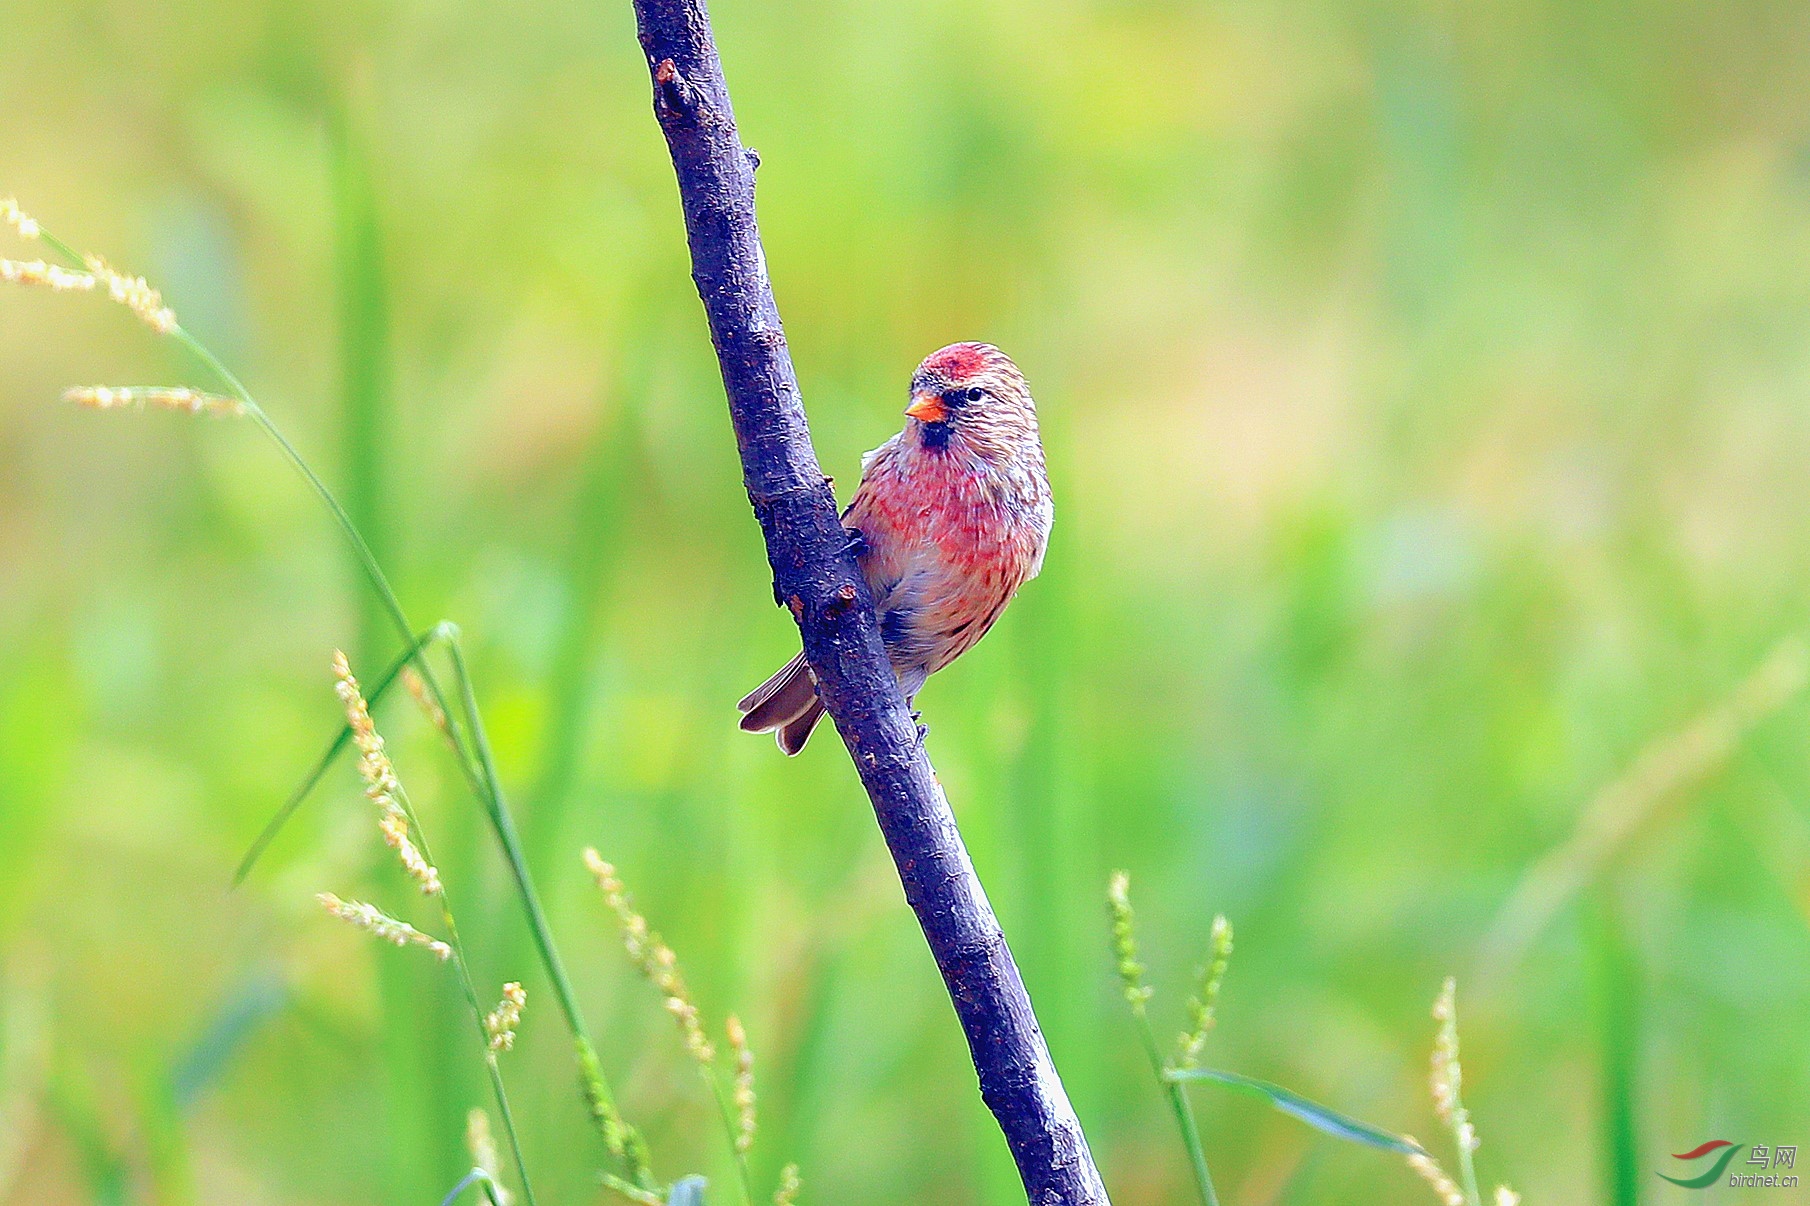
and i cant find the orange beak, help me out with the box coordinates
[905,391,948,424]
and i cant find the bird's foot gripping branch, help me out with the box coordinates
[629,1,1109,1201]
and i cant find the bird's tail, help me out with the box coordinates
[737,651,826,755]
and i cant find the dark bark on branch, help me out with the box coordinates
[628,4,1110,1202]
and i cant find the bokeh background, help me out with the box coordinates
[6,0,1810,1201]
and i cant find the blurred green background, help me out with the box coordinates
[6,0,1810,1201]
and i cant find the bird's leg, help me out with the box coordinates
[843,525,868,560]
[911,709,928,743]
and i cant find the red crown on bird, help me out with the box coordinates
[911,342,1018,391]
[922,342,992,379]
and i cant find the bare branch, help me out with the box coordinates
[627,3,1110,1200]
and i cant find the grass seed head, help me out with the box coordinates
[64,385,243,417]
[1406,1147,1466,1206]
[82,254,176,334]
[1431,977,1477,1152]
[2,259,96,292]
[584,848,715,1065]
[1176,913,1233,1070]
[664,996,715,1066]
[333,650,441,895]
[1107,871,1152,1013]
[576,1040,653,1182]
[401,665,449,734]
[727,1013,756,1155]
[485,982,527,1052]
[772,1163,801,1206]
[1,197,40,241]
[2,208,175,331]
[316,892,450,960]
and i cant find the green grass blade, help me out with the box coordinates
[1591,895,1641,1206]
[1165,1067,1424,1156]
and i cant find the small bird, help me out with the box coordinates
[738,342,1053,754]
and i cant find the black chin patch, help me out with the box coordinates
[919,420,952,451]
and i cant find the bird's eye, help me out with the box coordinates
[964,387,984,403]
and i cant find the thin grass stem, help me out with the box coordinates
[444,634,595,1075]
[30,223,639,1181]
[442,636,648,1183]
[706,1072,755,1206]
[1111,874,1220,1206]
[368,743,536,1205]
[1131,1010,1220,1206]
[600,1171,665,1205]
[1456,1140,1482,1206]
